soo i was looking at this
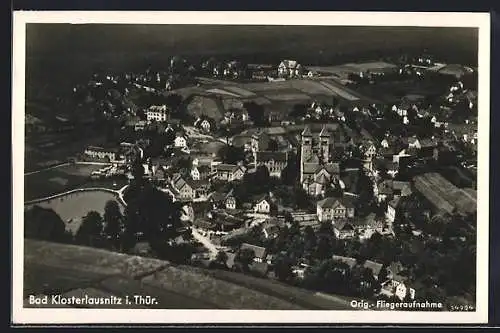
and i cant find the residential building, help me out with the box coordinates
[213,164,246,182]
[333,220,355,240]
[194,116,214,133]
[224,190,237,210]
[146,105,169,122]
[83,146,120,162]
[174,134,188,148]
[316,197,355,222]
[191,166,201,181]
[240,243,268,263]
[253,196,272,214]
[172,177,196,201]
[277,59,303,78]
[255,151,288,178]
[386,196,401,224]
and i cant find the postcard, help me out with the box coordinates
[12,11,490,325]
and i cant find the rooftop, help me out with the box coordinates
[413,172,477,215]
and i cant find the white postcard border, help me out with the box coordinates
[12,11,490,324]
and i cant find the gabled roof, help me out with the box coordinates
[317,196,355,209]
[331,255,356,269]
[378,180,394,195]
[214,163,241,173]
[301,126,313,137]
[364,260,383,277]
[319,126,330,138]
[240,243,267,259]
[319,163,340,175]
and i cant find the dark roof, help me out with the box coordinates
[317,196,355,209]
[256,151,288,163]
[215,163,241,172]
[240,243,267,259]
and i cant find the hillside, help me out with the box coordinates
[23,239,354,310]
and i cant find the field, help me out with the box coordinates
[25,189,125,235]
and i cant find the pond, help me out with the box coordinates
[25,189,125,235]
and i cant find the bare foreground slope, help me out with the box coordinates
[23,239,354,310]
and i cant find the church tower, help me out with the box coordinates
[319,125,330,164]
[300,126,313,183]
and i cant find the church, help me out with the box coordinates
[300,125,341,197]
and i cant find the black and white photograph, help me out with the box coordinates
[12,11,490,324]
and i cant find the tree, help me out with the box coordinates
[215,250,229,268]
[76,211,104,246]
[24,206,70,243]
[274,255,294,282]
[289,103,308,119]
[103,200,123,248]
[236,248,255,272]
[281,152,299,185]
[244,101,266,126]
[217,144,245,165]
[267,139,279,151]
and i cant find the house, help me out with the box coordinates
[380,264,416,301]
[224,190,237,210]
[253,195,272,214]
[146,105,169,122]
[83,146,121,162]
[333,220,356,239]
[277,59,303,78]
[194,116,215,133]
[174,134,188,148]
[255,151,288,178]
[392,181,412,197]
[208,191,226,210]
[172,177,196,201]
[386,196,401,224]
[316,197,355,222]
[213,164,246,182]
[240,243,268,263]
[377,180,394,202]
[250,131,270,152]
[190,166,201,181]
[354,213,385,240]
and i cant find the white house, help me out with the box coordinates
[191,166,200,181]
[277,60,303,78]
[254,196,271,214]
[174,135,188,148]
[146,105,169,122]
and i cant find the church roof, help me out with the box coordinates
[301,126,312,137]
[319,126,330,138]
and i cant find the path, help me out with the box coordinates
[191,227,219,259]
[24,161,114,176]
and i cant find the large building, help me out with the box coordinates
[413,172,477,216]
[255,151,288,178]
[300,125,341,196]
[146,105,169,122]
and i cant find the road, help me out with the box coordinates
[191,227,219,259]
